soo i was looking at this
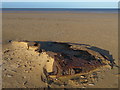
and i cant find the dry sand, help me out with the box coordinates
[2,11,119,88]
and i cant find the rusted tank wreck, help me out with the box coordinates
[34,41,111,78]
[11,40,111,78]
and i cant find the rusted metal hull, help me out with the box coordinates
[11,40,111,78]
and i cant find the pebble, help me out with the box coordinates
[82,86,86,88]
[80,81,88,84]
[55,78,58,80]
[7,74,13,77]
[22,76,26,79]
[23,81,27,85]
[29,68,32,70]
[2,62,5,65]
[24,65,27,67]
[7,58,12,60]
[88,83,95,86]
[97,71,101,73]
[3,68,7,71]
[61,85,65,87]
[4,57,13,60]
[4,57,9,60]
[80,79,88,82]
[4,50,10,53]
[12,53,15,55]
[28,61,32,64]
[92,72,97,75]
[24,70,29,73]
[17,64,21,68]
[11,70,17,72]
[23,86,27,88]
[32,65,35,67]
[80,75,86,78]
[26,61,28,64]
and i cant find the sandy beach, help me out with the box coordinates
[2,11,119,88]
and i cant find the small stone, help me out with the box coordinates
[29,68,32,70]
[24,65,27,67]
[88,83,95,86]
[82,86,86,88]
[2,62,5,64]
[23,81,27,85]
[26,61,28,64]
[97,71,101,73]
[17,64,21,68]
[12,53,15,55]
[8,40,12,42]
[4,57,8,60]
[4,50,10,53]
[24,70,29,73]
[10,58,13,60]
[29,64,31,67]
[22,76,26,78]
[55,78,58,80]
[7,58,11,60]
[92,72,97,75]
[23,86,27,88]
[61,85,64,87]
[3,68,7,71]
[11,70,17,72]
[80,81,88,84]
[80,75,86,78]
[33,65,36,67]
[7,74,13,77]
[81,79,88,82]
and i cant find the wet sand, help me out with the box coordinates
[2,11,118,88]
